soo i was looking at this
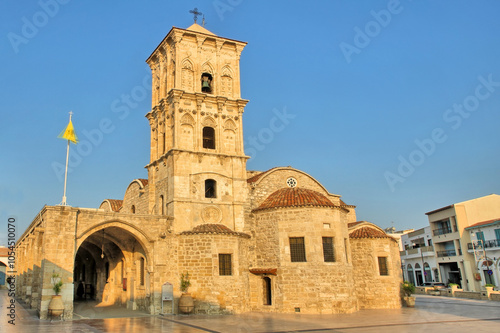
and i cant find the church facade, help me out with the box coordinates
[15,24,402,319]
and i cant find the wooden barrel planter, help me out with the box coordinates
[178,293,194,314]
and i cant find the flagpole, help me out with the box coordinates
[60,111,73,206]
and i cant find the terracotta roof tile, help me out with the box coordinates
[0,247,9,257]
[180,224,250,238]
[349,226,391,239]
[253,187,335,212]
[249,268,277,275]
[465,218,500,230]
[138,179,148,187]
[107,199,123,212]
[348,221,364,228]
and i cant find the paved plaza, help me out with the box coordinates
[2,290,500,332]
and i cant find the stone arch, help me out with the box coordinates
[220,65,233,97]
[181,58,194,91]
[76,220,153,261]
[180,113,195,125]
[74,221,153,310]
[201,61,214,75]
[223,119,237,154]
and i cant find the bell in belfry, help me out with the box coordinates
[201,73,212,92]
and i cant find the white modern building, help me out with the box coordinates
[465,218,500,288]
[426,194,500,291]
[400,227,439,286]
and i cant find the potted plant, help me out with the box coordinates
[484,283,495,292]
[401,281,416,307]
[48,273,65,317]
[178,272,194,314]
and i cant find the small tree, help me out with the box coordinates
[180,272,191,293]
[52,273,63,295]
[401,281,415,297]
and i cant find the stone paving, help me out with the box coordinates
[2,290,500,332]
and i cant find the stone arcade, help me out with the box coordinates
[15,23,402,319]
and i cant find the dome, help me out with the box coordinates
[254,187,335,211]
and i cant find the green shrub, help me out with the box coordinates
[180,272,191,293]
[401,281,415,297]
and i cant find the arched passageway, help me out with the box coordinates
[73,226,150,314]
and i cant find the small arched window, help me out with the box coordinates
[159,195,164,215]
[203,127,215,149]
[131,205,136,214]
[205,179,216,198]
[140,257,145,286]
[201,72,213,93]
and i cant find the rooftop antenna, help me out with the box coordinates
[189,8,202,24]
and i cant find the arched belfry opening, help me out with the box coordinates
[73,226,150,313]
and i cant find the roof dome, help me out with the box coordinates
[254,187,335,211]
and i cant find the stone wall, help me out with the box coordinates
[350,237,402,309]
[251,206,358,314]
[177,233,250,314]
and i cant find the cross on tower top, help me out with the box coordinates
[189,8,202,23]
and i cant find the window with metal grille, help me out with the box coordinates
[322,237,335,262]
[203,127,215,149]
[289,237,306,262]
[219,254,232,275]
[378,257,388,276]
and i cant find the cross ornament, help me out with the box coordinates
[189,8,202,23]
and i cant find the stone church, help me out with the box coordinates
[15,23,402,319]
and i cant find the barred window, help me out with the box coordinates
[219,254,232,276]
[289,237,306,262]
[322,237,335,262]
[378,257,388,276]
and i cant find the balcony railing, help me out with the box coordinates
[433,227,453,236]
[400,246,435,257]
[467,239,500,250]
[437,250,456,257]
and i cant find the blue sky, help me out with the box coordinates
[1,1,499,246]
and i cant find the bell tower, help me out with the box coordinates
[145,23,249,232]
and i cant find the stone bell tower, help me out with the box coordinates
[145,23,249,232]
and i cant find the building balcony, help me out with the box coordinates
[400,246,435,259]
[433,227,453,236]
[467,239,500,250]
[436,250,456,257]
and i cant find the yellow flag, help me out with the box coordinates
[58,119,79,144]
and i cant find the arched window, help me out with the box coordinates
[140,257,145,286]
[203,127,215,149]
[424,263,432,282]
[131,205,136,214]
[159,195,164,215]
[263,277,272,305]
[105,262,110,281]
[201,72,213,93]
[205,179,216,198]
[407,264,415,286]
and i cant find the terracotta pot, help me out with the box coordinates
[48,295,64,317]
[179,293,194,314]
[404,296,415,307]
